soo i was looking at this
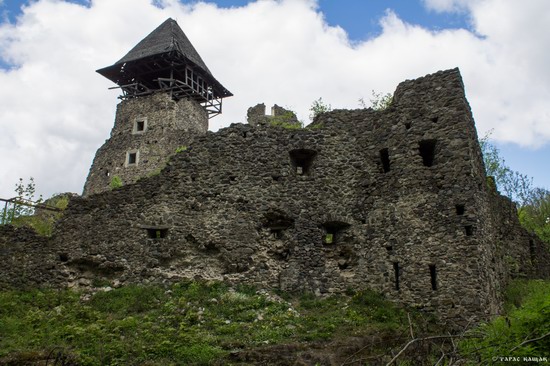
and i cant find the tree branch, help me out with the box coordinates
[509,331,550,353]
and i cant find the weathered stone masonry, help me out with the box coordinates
[83,94,207,196]
[2,68,547,326]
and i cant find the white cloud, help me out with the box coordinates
[0,0,549,199]
[421,0,476,13]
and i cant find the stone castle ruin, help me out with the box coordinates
[1,19,549,326]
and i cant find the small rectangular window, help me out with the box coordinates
[126,150,139,166]
[133,117,147,134]
[146,228,168,239]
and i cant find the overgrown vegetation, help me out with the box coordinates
[10,194,69,237]
[309,97,332,121]
[0,282,433,365]
[175,145,188,153]
[269,111,303,129]
[480,132,550,245]
[109,175,122,190]
[460,279,550,363]
[359,90,393,111]
[2,178,68,236]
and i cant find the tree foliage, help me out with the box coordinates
[519,188,550,244]
[479,132,550,244]
[480,133,533,205]
[2,178,69,236]
[1,178,42,224]
[309,97,331,121]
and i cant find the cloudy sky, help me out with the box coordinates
[0,0,549,200]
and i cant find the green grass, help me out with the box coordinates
[0,282,410,365]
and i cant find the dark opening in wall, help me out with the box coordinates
[128,152,137,165]
[393,262,400,290]
[59,253,69,262]
[419,140,437,167]
[385,245,393,253]
[289,149,317,175]
[456,204,465,215]
[133,117,147,134]
[146,228,168,239]
[529,239,536,263]
[322,221,350,245]
[380,148,390,173]
[431,116,439,123]
[465,225,474,236]
[263,211,294,239]
[405,122,411,130]
[429,265,437,290]
[136,121,145,131]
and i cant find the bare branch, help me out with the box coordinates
[407,312,414,339]
[385,335,475,366]
[509,331,550,353]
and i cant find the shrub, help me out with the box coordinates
[110,175,122,189]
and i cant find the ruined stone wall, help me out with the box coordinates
[82,93,207,196]
[0,226,64,288]
[488,188,550,280]
[47,69,508,324]
[247,103,300,127]
[2,69,547,326]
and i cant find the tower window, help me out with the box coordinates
[465,225,474,236]
[456,204,465,215]
[289,149,317,175]
[133,117,147,134]
[126,151,139,166]
[419,140,437,167]
[380,148,390,173]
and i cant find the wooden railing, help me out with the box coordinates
[0,197,61,225]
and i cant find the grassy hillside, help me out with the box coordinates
[1,280,548,365]
[0,281,442,365]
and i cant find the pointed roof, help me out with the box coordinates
[96,18,232,112]
[116,18,212,76]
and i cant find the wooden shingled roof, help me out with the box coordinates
[115,18,213,76]
[96,18,232,107]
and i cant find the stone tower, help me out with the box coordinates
[83,18,232,196]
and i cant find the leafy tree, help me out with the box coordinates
[519,188,550,243]
[2,178,42,223]
[309,97,332,121]
[479,132,550,244]
[479,132,533,206]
